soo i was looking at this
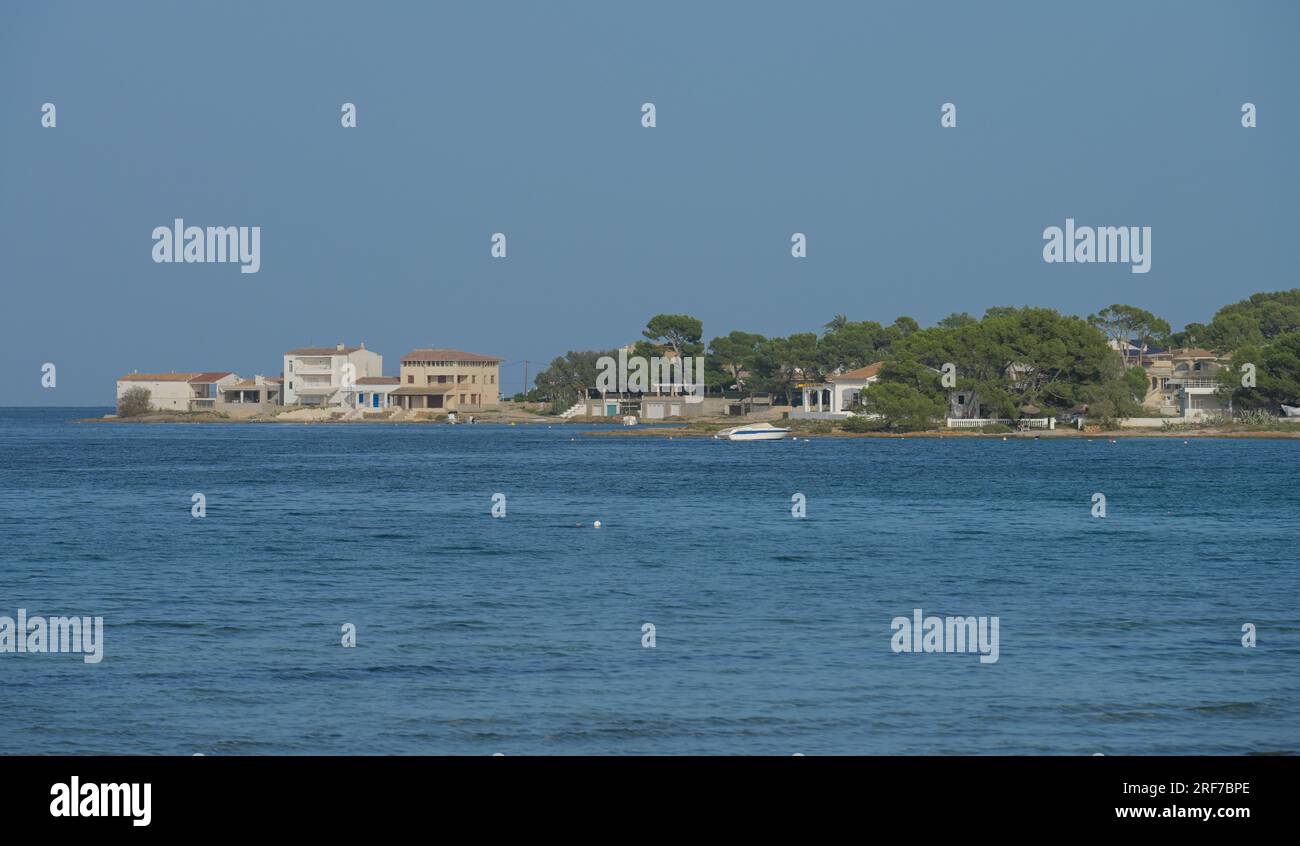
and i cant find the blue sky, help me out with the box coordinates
[2,1,1297,404]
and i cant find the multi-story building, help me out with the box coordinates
[391,348,503,412]
[282,343,382,407]
[116,371,238,412]
[1141,347,1232,419]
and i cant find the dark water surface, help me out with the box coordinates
[1,408,1296,754]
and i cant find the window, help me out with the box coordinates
[407,375,414,383]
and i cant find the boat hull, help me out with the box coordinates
[723,429,790,441]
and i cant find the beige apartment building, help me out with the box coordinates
[392,348,503,412]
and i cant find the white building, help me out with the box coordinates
[793,362,883,419]
[347,376,401,411]
[282,343,383,407]
[116,371,238,412]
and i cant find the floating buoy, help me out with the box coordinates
[593,520,602,529]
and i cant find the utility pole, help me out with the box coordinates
[522,360,529,399]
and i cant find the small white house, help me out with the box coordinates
[116,371,238,412]
[283,343,383,407]
[793,362,883,419]
[347,376,401,411]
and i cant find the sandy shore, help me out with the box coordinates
[584,425,1300,441]
[76,413,1300,440]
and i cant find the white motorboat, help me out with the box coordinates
[714,422,791,441]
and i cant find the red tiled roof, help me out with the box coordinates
[225,380,277,390]
[401,348,503,363]
[829,362,884,382]
[119,372,199,382]
[188,371,236,384]
[286,346,362,356]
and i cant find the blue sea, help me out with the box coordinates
[1,407,1297,755]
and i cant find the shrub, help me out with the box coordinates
[839,415,882,433]
[789,419,834,434]
[117,386,152,417]
[1237,408,1276,428]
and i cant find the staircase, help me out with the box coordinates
[558,401,587,419]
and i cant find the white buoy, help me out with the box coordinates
[593,520,602,529]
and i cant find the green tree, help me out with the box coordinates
[117,386,152,417]
[859,382,946,431]
[1203,289,1300,351]
[751,333,820,404]
[1169,322,1210,349]
[533,350,612,412]
[708,331,766,389]
[641,314,704,358]
[880,306,1127,417]
[1221,331,1300,411]
[936,312,976,329]
[1087,304,1169,365]
[818,319,885,373]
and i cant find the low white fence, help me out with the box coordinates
[946,417,1053,429]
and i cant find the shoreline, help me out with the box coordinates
[584,427,1300,441]
[74,412,1300,440]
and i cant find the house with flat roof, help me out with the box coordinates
[392,349,503,412]
[347,376,401,411]
[116,371,238,412]
[216,375,282,417]
[283,343,382,407]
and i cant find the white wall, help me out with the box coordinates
[115,380,192,412]
[283,347,383,407]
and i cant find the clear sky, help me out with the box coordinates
[2,1,1297,404]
